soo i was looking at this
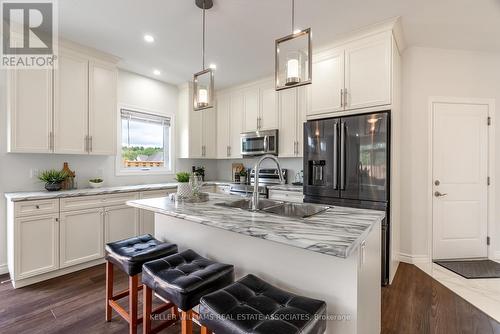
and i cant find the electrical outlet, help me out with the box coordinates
[30,169,39,179]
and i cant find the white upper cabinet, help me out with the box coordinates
[229,91,244,158]
[243,87,260,132]
[88,60,117,155]
[296,86,308,157]
[216,94,230,159]
[260,83,278,130]
[202,106,217,158]
[54,50,89,154]
[310,49,345,115]
[189,106,204,158]
[307,31,393,117]
[7,45,118,155]
[344,32,392,110]
[278,88,298,158]
[8,68,53,153]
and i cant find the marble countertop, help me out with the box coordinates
[4,181,233,202]
[127,193,385,259]
[267,184,303,192]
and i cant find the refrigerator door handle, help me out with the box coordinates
[340,122,346,190]
[333,122,339,190]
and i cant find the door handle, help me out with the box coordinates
[434,191,447,197]
[333,122,339,190]
[340,122,346,190]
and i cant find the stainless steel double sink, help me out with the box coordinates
[215,198,329,218]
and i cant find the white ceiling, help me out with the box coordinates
[58,0,500,88]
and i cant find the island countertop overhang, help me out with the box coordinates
[127,194,385,259]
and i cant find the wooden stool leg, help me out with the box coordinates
[181,310,193,334]
[201,326,212,334]
[143,285,152,334]
[105,261,114,322]
[129,275,139,334]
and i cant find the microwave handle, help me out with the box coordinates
[263,135,269,152]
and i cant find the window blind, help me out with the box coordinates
[120,109,171,127]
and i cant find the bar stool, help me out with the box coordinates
[105,234,178,334]
[141,249,234,334]
[199,274,327,334]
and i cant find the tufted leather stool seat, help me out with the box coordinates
[199,274,327,334]
[142,249,234,334]
[105,234,178,276]
[104,234,178,334]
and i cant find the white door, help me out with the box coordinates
[309,49,344,116]
[60,208,104,268]
[432,102,489,259]
[216,94,230,158]
[242,87,259,132]
[344,33,391,110]
[202,106,217,158]
[8,69,53,153]
[260,84,278,130]
[105,205,140,243]
[54,51,89,154]
[278,88,298,157]
[229,92,244,158]
[15,214,59,279]
[89,60,117,155]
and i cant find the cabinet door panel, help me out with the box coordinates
[140,189,176,235]
[243,87,259,132]
[15,214,58,279]
[296,86,308,157]
[8,69,53,153]
[216,94,230,158]
[202,106,217,158]
[278,88,297,157]
[60,208,104,268]
[345,33,391,110]
[260,84,278,130]
[310,50,344,115]
[189,103,204,158]
[54,51,89,154]
[89,61,117,155]
[230,92,244,158]
[105,205,140,243]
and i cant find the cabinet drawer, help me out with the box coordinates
[60,192,139,211]
[15,199,59,217]
[141,189,175,199]
[268,190,304,203]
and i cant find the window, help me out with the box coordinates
[117,108,172,174]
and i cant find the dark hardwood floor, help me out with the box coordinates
[382,262,500,334]
[0,262,498,333]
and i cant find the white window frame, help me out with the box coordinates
[115,104,176,176]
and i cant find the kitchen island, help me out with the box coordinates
[127,194,384,334]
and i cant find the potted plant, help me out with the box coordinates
[38,169,69,191]
[239,169,248,184]
[176,172,192,198]
[89,178,104,188]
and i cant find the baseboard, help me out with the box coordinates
[399,252,430,264]
[0,263,8,275]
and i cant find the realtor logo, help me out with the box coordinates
[1,0,58,68]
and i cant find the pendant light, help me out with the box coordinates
[275,0,312,91]
[193,0,215,111]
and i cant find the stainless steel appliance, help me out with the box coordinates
[241,130,278,156]
[229,168,288,198]
[303,111,391,285]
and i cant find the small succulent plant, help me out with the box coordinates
[38,169,69,184]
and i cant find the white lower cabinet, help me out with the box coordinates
[105,205,140,243]
[59,208,104,268]
[140,189,176,235]
[15,214,59,279]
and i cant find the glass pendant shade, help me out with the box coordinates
[275,28,311,91]
[193,68,214,111]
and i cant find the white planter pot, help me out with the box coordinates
[177,183,192,198]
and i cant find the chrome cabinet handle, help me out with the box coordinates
[344,89,348,108]
[89,136,93,153]
[340,89,344,108]
[434,191,447,197]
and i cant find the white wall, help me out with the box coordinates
[0,69,213,272]
[401,47,500,261]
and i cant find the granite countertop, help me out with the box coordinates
[267,184,304,192]
[4,181,233,202]
[127,193,385,259]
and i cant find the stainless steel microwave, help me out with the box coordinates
[241,130,279,156]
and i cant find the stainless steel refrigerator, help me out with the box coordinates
[303,111,390,285]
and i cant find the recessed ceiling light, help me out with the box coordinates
[144,34,155,43]
[293,29,302,34]
[153,69,161,76]
[209,63,217,70]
